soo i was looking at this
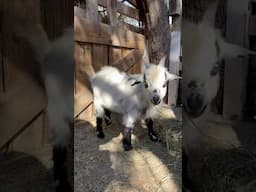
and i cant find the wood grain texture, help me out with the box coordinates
[74,16,144,49]
[98,0,139,20]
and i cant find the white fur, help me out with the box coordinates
[42,28,74,147]
[91,55,180,129]
[182,1,255,119]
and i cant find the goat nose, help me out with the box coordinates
[187,94,204,112]
[152,95,160,104]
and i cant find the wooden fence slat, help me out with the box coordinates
[0,67,46,148]
[74,42,95,117]
[113,49,142,72]
[126,0,137,8]
[92,44,108,71]
[122,22,142,34]
[122,48,134,73]
[98,0,139,20]
[109,47,122,65]
[74,16,144,49]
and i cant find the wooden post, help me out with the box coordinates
[143,0,171,65]
[107,0,118,26]
[223,0,250,120]
[85,0,98,21]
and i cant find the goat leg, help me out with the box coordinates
[53,146,71,192]
[145,118,158,141]
[122,127,133,151]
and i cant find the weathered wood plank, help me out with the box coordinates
[74,42,94,117]
[11,114,46,152]
[109,47,122,65]
[76,103,95,121]
[74,16,144,49]
[126,0,137,8]
[74,81,93,117]
[92,44,108,71]
[98,0,139,20]
[0,64,46,148]
[85,0,98,21]
[113,49,142,72]
[122,49,134,73]
[122,22,143,34]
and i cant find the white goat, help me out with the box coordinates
[91,52,180,150]
[182,2,255,121]
[182,2,256,187]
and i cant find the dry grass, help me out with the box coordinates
[200,147,256,192]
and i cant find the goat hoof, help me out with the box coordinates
[97,131,105,139]
[122,139,132,151]
[123,144,133,151]
[149,133,158,142]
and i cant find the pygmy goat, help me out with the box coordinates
[91,54,181,150]
[182,2,256,120]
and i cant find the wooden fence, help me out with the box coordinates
[0,0,72,164]
[74,9,145,120]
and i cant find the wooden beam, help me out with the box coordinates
[74,16,144,49]
[122,21,143,34]
[98,0,139,20]
[126,0,137,8]
[112,49,142,71]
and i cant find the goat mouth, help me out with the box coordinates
[151,99,161,105]
[184,105,207,118]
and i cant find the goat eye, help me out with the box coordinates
[162,83,167,88]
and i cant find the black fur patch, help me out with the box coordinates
[96,117,104,138]
[131,81,142,86]
[122,128,133,151]
[53,146,71,192]
[145,118,158,141]
[104,109,112,125]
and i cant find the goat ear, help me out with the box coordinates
[142,47,150,64]
[218,37,256,59]
[142,47,151,71]
[165,71,182,80]
[159,56,167,67]
[142,61,151,71]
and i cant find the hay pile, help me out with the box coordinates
[199,147,256,192]
[153,105,182,161]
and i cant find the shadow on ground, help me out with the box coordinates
[0,152,55,192]
[74,114,181,192]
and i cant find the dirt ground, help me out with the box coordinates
[0,151,55,192]
[74,114,181,192]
